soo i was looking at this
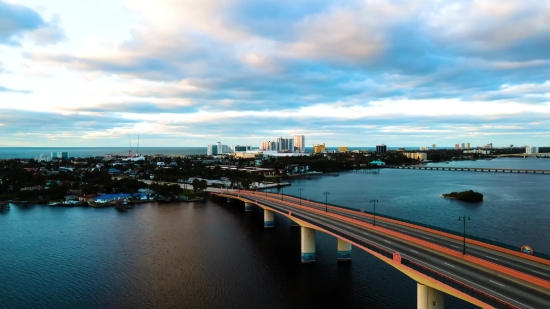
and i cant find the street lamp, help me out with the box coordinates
[370,199,379,226]
[298,188,303,205]
[323,191,330,212]
[281,186,284,200]
[458,215,470,255]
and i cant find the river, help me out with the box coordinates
[1,158,548,308]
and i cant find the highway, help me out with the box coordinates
[216,190,550,309]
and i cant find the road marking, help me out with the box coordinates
[485,255,499,261]
[406,257,534,309]
[531,270,548,276]
[444,262,455,268]
[384,240,391,243]
[410,250,419,253]
[490,280,506,287]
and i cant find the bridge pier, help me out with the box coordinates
[417,283,444,309]
[337,238,352,262]
[264,209,274,227]
[245,202,253,212]
[301,227,316,263]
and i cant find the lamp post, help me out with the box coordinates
[370,199,379,226]
[323,191,330,212]
[458,215,470,255]
[298,188,303,205]
[281,186,284,200]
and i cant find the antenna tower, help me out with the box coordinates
[129,135,132,157]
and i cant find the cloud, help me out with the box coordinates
[0,0,65,45]
[0,85,30,93]
[3,0,550,147]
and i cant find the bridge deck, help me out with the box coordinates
[385,166,550,173]
[214,190,550,309]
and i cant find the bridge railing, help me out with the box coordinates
[278,193,550,261]
[401,259,520,309]
[283,207,520,309]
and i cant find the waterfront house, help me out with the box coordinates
[94,193,131,203]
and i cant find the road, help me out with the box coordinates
[215,190,550,309]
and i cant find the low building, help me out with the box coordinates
[464,149,491,155]
[51,152,70,160]
[313,143,326,153]
[94,194,132,203]
[369,160,386,165]
[338,146,349,152]
[404,152,427,161]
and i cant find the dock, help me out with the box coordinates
[384,166,550,174]
[0,201,10,210]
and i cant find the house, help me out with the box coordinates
[94,194,131,203]
[108,168,121,176]
[77,194,98,202]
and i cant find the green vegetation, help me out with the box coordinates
[442,190,483,203]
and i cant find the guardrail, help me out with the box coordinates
[278,193,550,261]
[265,201,520,309]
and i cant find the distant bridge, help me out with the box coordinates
[211,190,550,309]
[384,166,550,174]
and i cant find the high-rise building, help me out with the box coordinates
[526,146,539,154]
[207,144,218,156]
[376,144,387,153]
[461,143,465,150]
[207,142,233,155]
[455,144,460,150]
[293,135,305,152]
[432,144,436,150]
[467,143,470,149]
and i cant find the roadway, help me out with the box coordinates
[216,190,550,309]
[277,194,550,282]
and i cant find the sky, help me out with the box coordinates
[0,0,549,148]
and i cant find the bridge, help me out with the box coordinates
[384,166,550,174]
[211,190,550,309]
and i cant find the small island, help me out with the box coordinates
[442,190,483,203]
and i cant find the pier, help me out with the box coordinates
[0,202,10,210]
[385,165,550,174]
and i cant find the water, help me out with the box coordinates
[0,147,206,159]
[0,146,459,159]
[0,202,476,309]
[1,158,549,308]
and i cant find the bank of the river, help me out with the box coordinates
[1,158,548,309]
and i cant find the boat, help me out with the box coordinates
[47,202,60,206]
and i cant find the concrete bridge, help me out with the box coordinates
[212,190,550,309]
[385,166,550,174]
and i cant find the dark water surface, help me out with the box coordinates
[1,158,549,308]
[0,201,477,309]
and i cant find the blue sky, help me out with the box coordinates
[1,0,549,148]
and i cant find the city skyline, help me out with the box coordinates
[1,1,550,147]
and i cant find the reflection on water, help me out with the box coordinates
[2,159,547,309]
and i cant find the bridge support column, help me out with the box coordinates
[245,202,253,212]
[417,283,444,309]
[301,227,315,263]
[337,238,352,261]
[264,209,274,228]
